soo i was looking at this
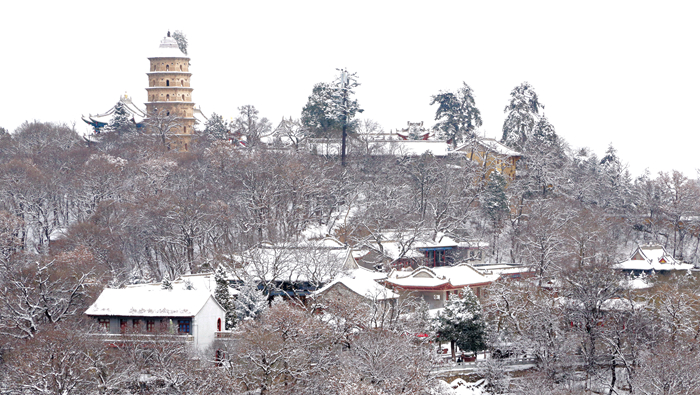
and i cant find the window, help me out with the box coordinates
[146,320,155,332]
[98,318,110,332]
[166,94,170,101]
[180,65,183,71]
[180,80,184,86]
[181,94,185,101]
[217,318,222,331]
[132,319,141,331]
[178,319,191,334]
[166,80,170,86]
[120,319,128,333]
[166,65,169,71]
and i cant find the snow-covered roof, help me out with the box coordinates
[455,138,521,158]
[613,243,694,271]
[82,94,147,126]
[432,264,499,287]
[85,286,220,317]
[149,35,188,59]
[228,239,358,284]
[314,267,398,301]
[385,264,496,289]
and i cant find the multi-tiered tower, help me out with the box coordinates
[145,32,195,150]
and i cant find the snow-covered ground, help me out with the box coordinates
[432,378,487,395]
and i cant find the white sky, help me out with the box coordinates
[3,0,699,178]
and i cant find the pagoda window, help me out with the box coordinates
[166,65,169,71]
[180,65,183,71]
[166,80,170,86]
[181,95,185,101]
[180,80,184,86]
[166,94,170,101]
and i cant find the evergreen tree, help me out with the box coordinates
[329,68,363,166]
[301,82,341,138]
[172,30,188,55]
[481,172,509,259]
[434,288,486,359]
[214,267,236,329]
[108,101,135,135]
[430,82,482,148]
[235,279,268,322]
[203,112,229,140]
[532,114,557,146]
[161,276,173,290]
[501,82,544,149]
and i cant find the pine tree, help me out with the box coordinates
[172,30,188,55]
[214,267,236,329]
[481,172,509,259]
[235,279,268,322]
[108,101,135,135]
[161,275,173,290]
[532,114,557,146]
[301,82,342,138]
[430,82,482,148]
[501,82,544,149]
[433,288,486,359]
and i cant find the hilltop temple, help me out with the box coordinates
[82,32,207,150]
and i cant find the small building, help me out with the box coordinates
[85,284,225,352]
[356,232,488,270]
[313,267,398,303]
[613,243,694,274]
[226,238,359,301]
[455,137,521,180]
[383,264,498,309]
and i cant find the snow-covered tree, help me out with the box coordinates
[481,172,509,260]
[203,112,228,140]
[532,114,557,146]
[232,105,272,147]
[329,68,363,166]
[108,100,135,135]
[502,82,544,149]
[430,82,482,148]
[433,288,486,359]
[273,117,308,150]
[214,266,236,329]
[235,279,268,321]
[172,30,187,55]
[161,275,172,290]
[301,82,342,138]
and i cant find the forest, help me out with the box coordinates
[1,78,700,394]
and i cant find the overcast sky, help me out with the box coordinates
[3,0,699,177]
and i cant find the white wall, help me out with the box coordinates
[194,296,225,352]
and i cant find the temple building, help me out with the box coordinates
[82,93,147,133]
[145,32,197,150]
[83,32,207,150]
